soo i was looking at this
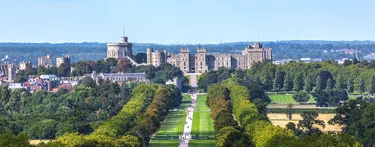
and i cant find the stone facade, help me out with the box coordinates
[19,61,31,70]
[146,42,272,73]
[146,48,167,67]
[38,55,53,68]
[56,54,71,69]
[0,64,15,82]
[107,36,133,59]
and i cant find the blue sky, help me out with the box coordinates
[0,0,374,44]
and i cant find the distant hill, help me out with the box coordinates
[0,40,374,64]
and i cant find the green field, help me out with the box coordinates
[191,94,215,140]
[189,140,216,147]
[150,94,191,142]
[268,92,316,104]
[149,140,180,147]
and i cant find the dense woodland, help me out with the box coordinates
[0,79,133,140]
[1,41,375,65]
[0,83,182,146]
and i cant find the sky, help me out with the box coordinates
[0,0,374,44]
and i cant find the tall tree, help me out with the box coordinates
[304,74,314,93]
[293,73,303,92]
[368,75,375,96]
[326,78,334,90]
[273,68,285,93]
[283,72,293,92]
[358,79,365,96]
[335,75,347,90]
[263,70,273,92]
[347,78,354,94]
[297,112,325,135]
[315,75,323,91]
[286,103,294,120]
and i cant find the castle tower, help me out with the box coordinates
[179,48,190,73]
[146,48,153,65]
[195,47,208,73]
[7,64,14,82]
[107,32,133,59]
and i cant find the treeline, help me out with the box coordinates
[218,78,361,146]
[0,78,132,140]
[200,60,375,107]
[41,84,182,146]
[207,84,251,146]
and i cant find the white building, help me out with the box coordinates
[8,83,29,91]
[40,75,59,80]
[86,72,148,83]
[166,77,182,91]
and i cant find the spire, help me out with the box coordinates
[123,25,126,37]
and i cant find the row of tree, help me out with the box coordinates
[45,84,182,146]
[207,84,250,146]
[218,78,361,146]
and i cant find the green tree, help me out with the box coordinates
[293,73,303,92]
[343,60,353,66]
[297,112,325,135]
[263,70,273,92]
[326,78,334,90]
[134,53,147,63]
[347,78,354,94]
[58,63,70,77]
[315,75,323,91]
[368,75,375,95]
[273,68,285,93]
[335,75,347,89]
[304,74,314,93]
[293,91,310,102]
[284,72,293,92]
[37,65,47,75]
[358,79,365,96]
[0,130,30,147]
[286,103,294,120]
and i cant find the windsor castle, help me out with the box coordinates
[147,42,272,73]
[107,35,272,73]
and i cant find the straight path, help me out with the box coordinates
[180,74,198,147]
[179,93,196,147]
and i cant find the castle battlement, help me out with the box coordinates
[146,42,272,74]
[180,48,190,53]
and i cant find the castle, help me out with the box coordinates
[147,42,272,73]
[107,36,133,59]
[106,34,271,73]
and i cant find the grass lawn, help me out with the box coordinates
[268,92,316,104]
[189,140,216,147]
[195,95,210,111]
[191,94,215,140]
[152,94,191,140]
[149,140,180,147]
